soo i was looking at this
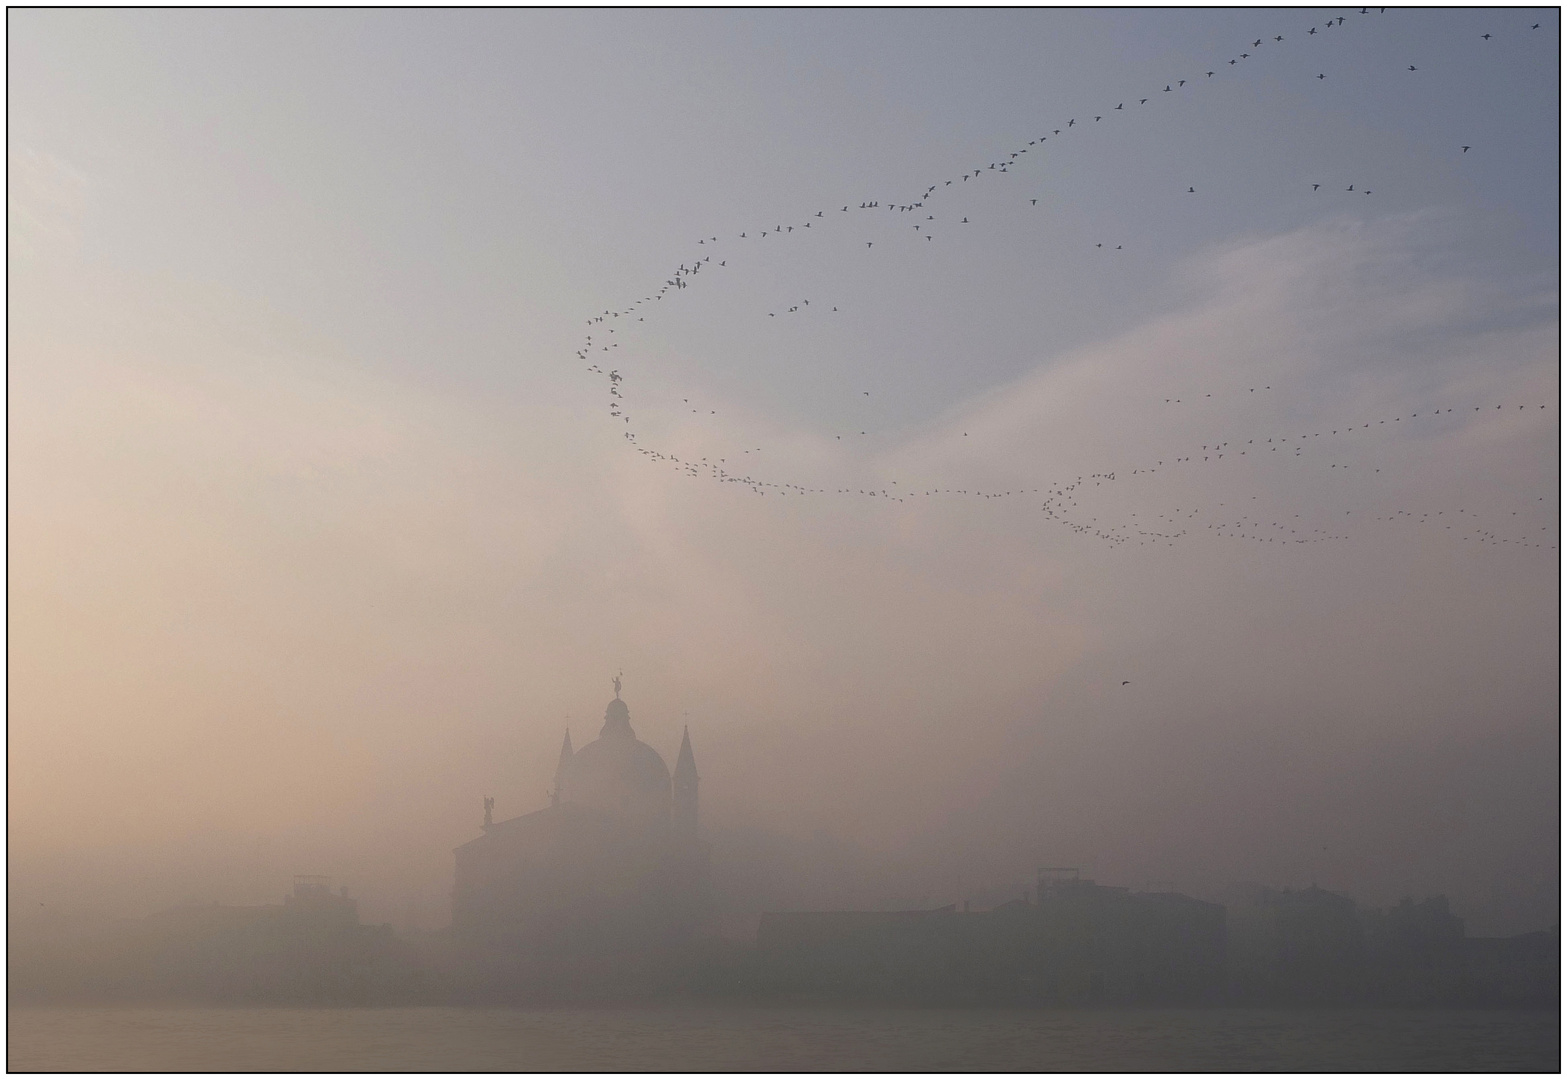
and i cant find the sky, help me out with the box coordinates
[8,9,1559,934]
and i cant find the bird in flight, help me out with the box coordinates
[1312,183,1320,190]
[1462,146,1470,152]
[1121,680,1131,686]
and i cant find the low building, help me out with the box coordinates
[11,876,428,1005]
[753,871,1226,1003]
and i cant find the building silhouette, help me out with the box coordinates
[753,870,1227,1004]
[452,686,710,972]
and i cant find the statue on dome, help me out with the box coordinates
[482,795,494,828]
[612,672,622,699]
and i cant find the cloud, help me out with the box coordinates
[7,145,91,261]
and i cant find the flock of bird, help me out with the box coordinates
[571,10,1555,554]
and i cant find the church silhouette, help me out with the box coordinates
[453,682,709,967]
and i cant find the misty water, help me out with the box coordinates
[8,1005,1557,1072]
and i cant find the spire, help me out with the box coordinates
[553,729,573,808]
[673,725,699,837]
[674,726,698,781]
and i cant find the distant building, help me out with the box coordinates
[452,686,710,964]
[1225,883,1367,1001]
[6,875,427,1005]
[754,870,1226,1004]
[283,874,359,928]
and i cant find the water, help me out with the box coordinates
[8,1005,1557,1071]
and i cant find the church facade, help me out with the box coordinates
[452,686,710,960]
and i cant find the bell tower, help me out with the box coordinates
[552,728,573,808]
[672,726,699,838]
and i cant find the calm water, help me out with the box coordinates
[7,1005,1558,1072]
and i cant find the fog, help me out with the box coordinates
[9,8,1557,946]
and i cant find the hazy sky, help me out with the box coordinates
[9,9,1558,934]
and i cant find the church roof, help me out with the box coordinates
[557,695,673,824]
[572,725,671,785]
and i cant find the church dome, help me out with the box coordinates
[559,696,671,825]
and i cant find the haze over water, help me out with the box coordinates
[7,1006,1560,1072]
[8,1,1558,992]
